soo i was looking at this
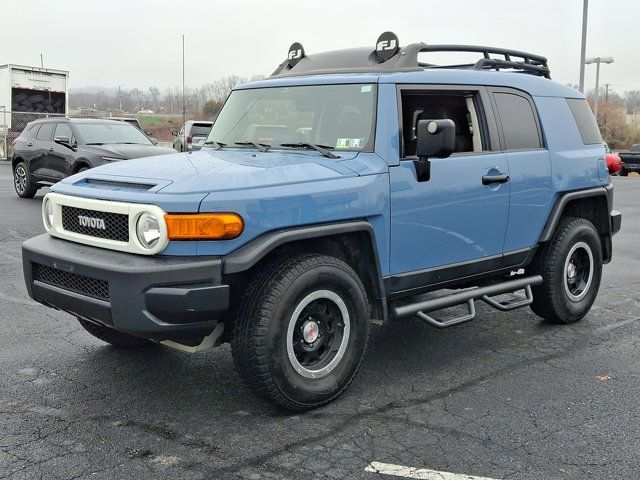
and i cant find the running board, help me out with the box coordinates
[391,275,543,328]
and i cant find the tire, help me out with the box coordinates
[231,253,370,411]
[78,318,154,349]
[13,161,38,198]
[530,217,603,324]
[619,168,628,177]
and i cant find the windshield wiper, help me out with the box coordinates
[204,141,226,150]
[279,143,339,159]
[235,141,270,152]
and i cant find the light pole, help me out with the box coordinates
[579,0,588,92]
[182,35,186,126]
[585,56,614,122]
[118,84,124,112]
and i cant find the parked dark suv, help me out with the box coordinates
[10,118,175,198]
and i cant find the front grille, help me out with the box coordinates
[32,263,110,301]
[85,178,156,190]
[61,206,129,242]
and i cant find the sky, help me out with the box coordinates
[1,0,638,94]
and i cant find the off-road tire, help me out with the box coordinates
[231,253,370,411]
[530,217,602,324]
[78,318,154,348]
[13,161,38,198]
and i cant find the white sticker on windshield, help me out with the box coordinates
[349,138,364,148]
[361,85,372,93]
[336,138,351,149]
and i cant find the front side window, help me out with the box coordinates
[208,84,377,152]
[400,91,487,157]
[494,92,542,150]
[74,122,153,145]
[54,123,74,142]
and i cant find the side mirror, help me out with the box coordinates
[416,119,456,159]
[54,136,71,144]
[150,137,158,145]
[171,131,178,136]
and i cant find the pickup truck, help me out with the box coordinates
[618,144,640,176]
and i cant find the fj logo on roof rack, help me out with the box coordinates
[375,31,400,61]
[287,42,305,67]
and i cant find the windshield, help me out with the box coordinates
[207,84,377,152]
[75,122,153,145]
[191,124,213,136]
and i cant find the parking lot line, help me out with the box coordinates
[365,462,499,479]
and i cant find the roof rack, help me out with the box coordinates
[271,32,551,79]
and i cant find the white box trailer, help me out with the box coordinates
[0,64,69,129]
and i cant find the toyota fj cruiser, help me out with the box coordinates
[22,33,622,411]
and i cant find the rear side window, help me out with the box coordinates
[494,92,542,150]
[566,98,603,145]
[36,123,54,141]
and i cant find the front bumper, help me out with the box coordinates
[23,234,229,342]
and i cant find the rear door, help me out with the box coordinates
[488,88,552,252]
[388,86,510,292]
[30,122,56,179]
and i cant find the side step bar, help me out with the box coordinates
[391,275,543,328]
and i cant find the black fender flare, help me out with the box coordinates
[222,220,387,321]
[538,184,613,242]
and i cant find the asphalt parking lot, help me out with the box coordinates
[0,162,639,480]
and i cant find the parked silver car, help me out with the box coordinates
[172,121,213,151]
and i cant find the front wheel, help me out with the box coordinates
[231,254,370,411]
[530,217,603,324]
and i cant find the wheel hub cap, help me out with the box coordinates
[302,320,319,344]
[563,241,594,302]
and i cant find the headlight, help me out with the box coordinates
[136,212,162,249]
[43,197,54,230]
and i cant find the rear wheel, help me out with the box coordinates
[530,217,602,324]
[78,318,154,348]
[13,161,37,198]
[231,254,370,411]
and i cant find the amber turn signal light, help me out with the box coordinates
[165,213,244,240]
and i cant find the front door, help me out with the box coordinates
[389,87,510,288]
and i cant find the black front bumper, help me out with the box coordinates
[23,235,229,341]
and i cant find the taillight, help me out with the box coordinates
[605,153,622,174]
[186,135,192,144]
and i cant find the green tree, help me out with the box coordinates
[202,100,223,119]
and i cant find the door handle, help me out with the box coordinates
[27,142,33,147]
[48,148,54,152]
[482,173,510,185]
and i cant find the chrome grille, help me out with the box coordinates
[32,263,110,301]
[61,206,129,242]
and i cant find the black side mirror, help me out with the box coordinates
[416,119,456,159]
[54,136,76,151]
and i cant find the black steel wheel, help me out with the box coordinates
[530,217,602,324]
[231,253,370,411]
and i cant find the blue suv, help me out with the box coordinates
[22,33,622,410]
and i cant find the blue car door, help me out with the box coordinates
[388,86,510,293]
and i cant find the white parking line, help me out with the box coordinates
[365,462,499,480]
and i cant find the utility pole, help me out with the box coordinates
[586,57,614,123]
[579,0,588,92]
[40,54,43,68]
[182,35,186,126]
[604,83,611,103]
